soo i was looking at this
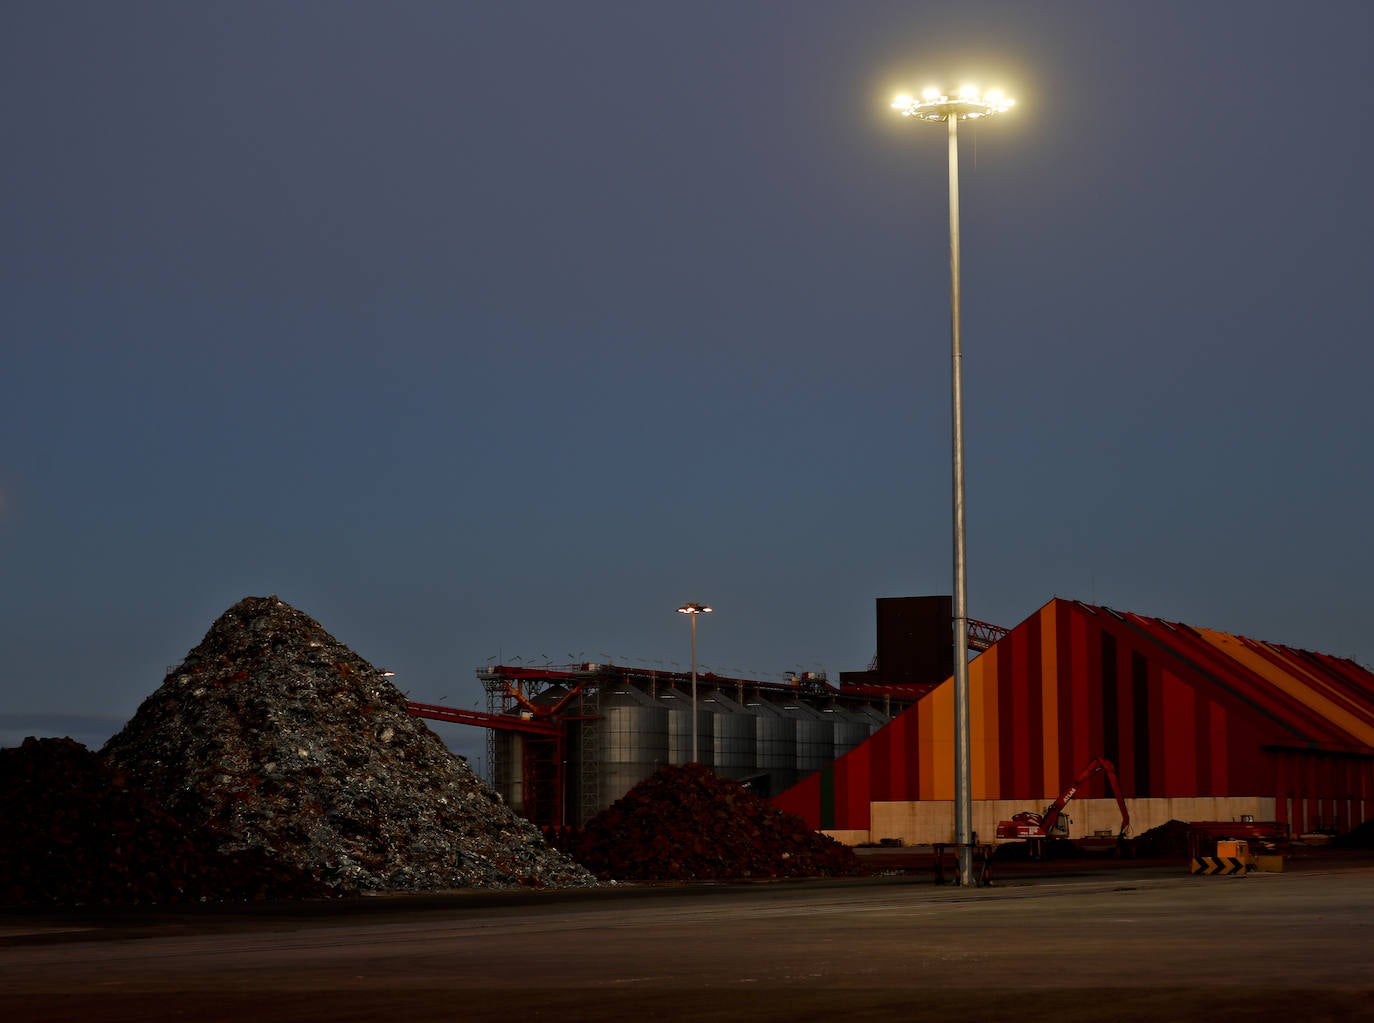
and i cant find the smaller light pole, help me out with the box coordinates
[677,602,712,763]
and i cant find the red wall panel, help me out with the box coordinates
[775,599,1374,833]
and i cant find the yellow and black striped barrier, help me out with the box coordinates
[1190,856,1249,875]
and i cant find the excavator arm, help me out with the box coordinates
[997,757,1130,841]
[1040,757,1129,838]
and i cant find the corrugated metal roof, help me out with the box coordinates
[1102,605,1374,753]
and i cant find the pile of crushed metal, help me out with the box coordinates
[554,763,865,881]
[3,596,594,907]
[1,737,330,907]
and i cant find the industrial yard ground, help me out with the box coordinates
[3,847,1372,1023]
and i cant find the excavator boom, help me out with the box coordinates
[996,757,1130,842]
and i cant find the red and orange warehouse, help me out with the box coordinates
[774,598,1374,846]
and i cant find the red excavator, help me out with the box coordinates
[996,757,1130,856]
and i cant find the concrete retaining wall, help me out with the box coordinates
[824,796,1277,846]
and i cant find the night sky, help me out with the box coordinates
[4,1,1371,762]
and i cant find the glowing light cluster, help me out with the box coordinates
[891,85,1016,122]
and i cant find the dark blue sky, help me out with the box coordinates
[4,1,1371,761]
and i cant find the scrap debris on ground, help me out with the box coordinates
[4,596,595,907]
[554,762,866,881]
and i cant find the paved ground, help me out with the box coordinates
[3,852,1372,1022]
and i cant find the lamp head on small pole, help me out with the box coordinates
[677,603,712,765]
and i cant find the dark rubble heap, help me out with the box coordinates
[0,737,330,907]
[101,596,595,896]
[563,762,866,881]
[1332,819,1374,849]
[1126,819,1194,858]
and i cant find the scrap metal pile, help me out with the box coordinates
[559,763,866,881]
[5,596,595,907]
[1,737,330,906]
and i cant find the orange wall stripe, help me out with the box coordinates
[930,681,955,800]
[1040,606,1061,799]
[1006,632,1027,795]
[917,687,935,801]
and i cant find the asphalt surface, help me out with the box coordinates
[3,852,1372,1022]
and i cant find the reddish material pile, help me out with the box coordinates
[0,737,329,907]
[561,763,865,881]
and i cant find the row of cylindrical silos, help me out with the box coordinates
[493,683,892,826]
